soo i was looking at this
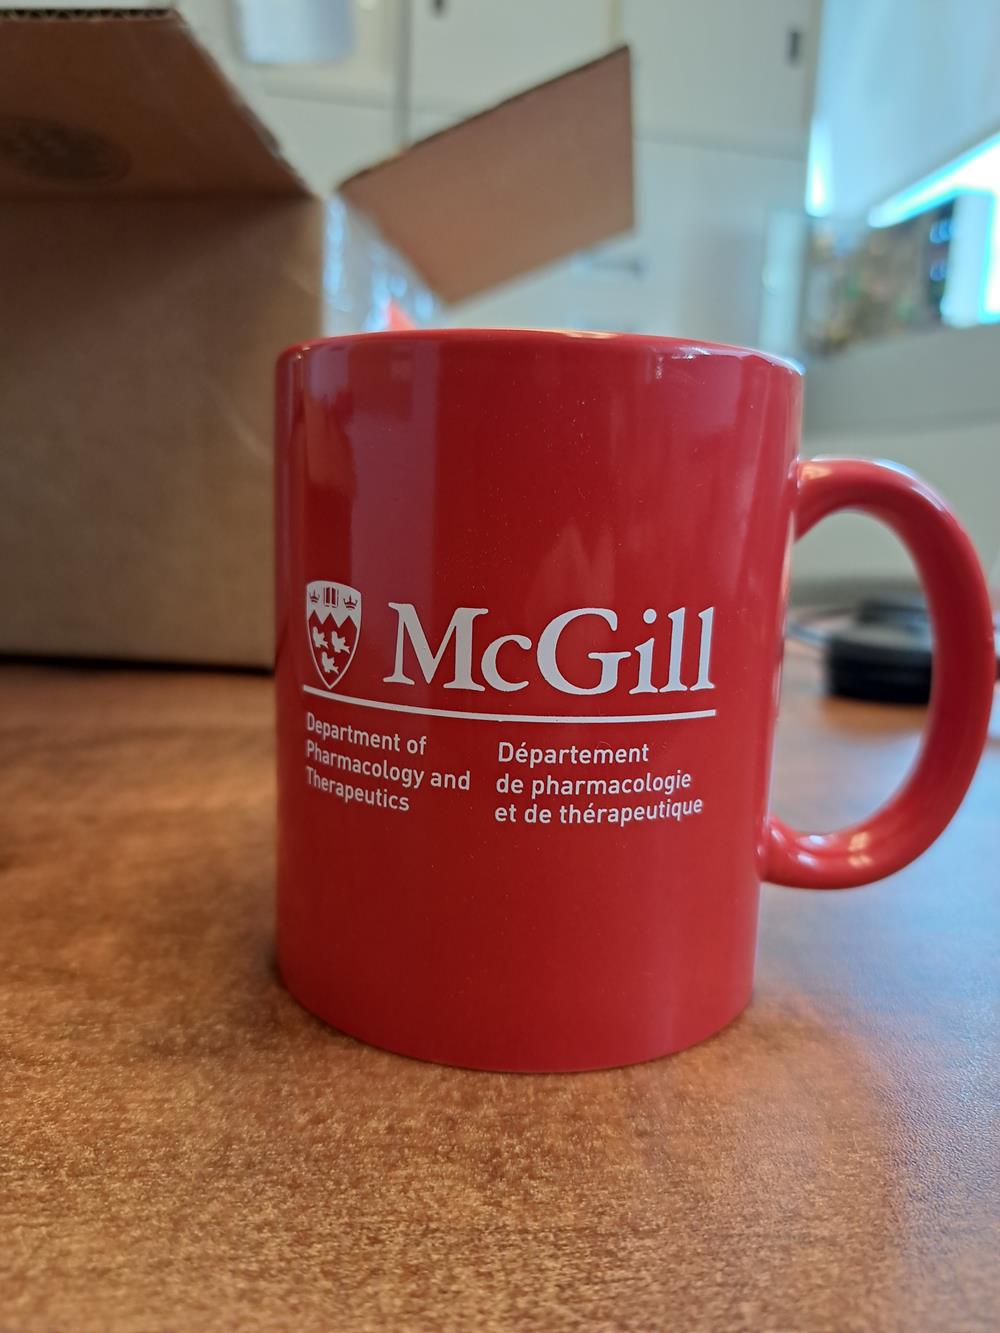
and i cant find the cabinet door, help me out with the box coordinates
[411,0,614,119]
[624,0,820,157]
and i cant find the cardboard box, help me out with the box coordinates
[0,10,632,667]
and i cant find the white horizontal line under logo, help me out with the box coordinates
[301,685,716,725]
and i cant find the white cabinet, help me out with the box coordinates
[410,0,614,118]
[624,0,820,157]
[186,0,819,161]
[186,0,615,151]
[182,0,400,104]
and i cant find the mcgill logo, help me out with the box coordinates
[382,603,716,697]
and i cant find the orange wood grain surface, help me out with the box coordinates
[2,653,998,1333]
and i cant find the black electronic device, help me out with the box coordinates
[788,594,1000,704]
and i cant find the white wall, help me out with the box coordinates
[802,326,1000,581]
[450,138,805,347]
[797,417,1000,588]
[812,0,1000,215]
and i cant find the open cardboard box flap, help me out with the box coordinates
[339,46,633,301]
[0,9,632,299]
[0,9,633,666]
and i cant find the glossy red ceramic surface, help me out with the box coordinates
[274,330,995,1071]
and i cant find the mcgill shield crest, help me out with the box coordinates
[306,580,362,690]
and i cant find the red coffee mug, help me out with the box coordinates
[274,330,995,1072]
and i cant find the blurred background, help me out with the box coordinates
[151,0,1000,590]
[4,0,1000,666]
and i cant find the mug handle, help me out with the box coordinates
[765,457,996,888]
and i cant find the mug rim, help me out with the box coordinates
[276,327,803,377]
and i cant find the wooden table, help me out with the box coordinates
[2,654,998,1333]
